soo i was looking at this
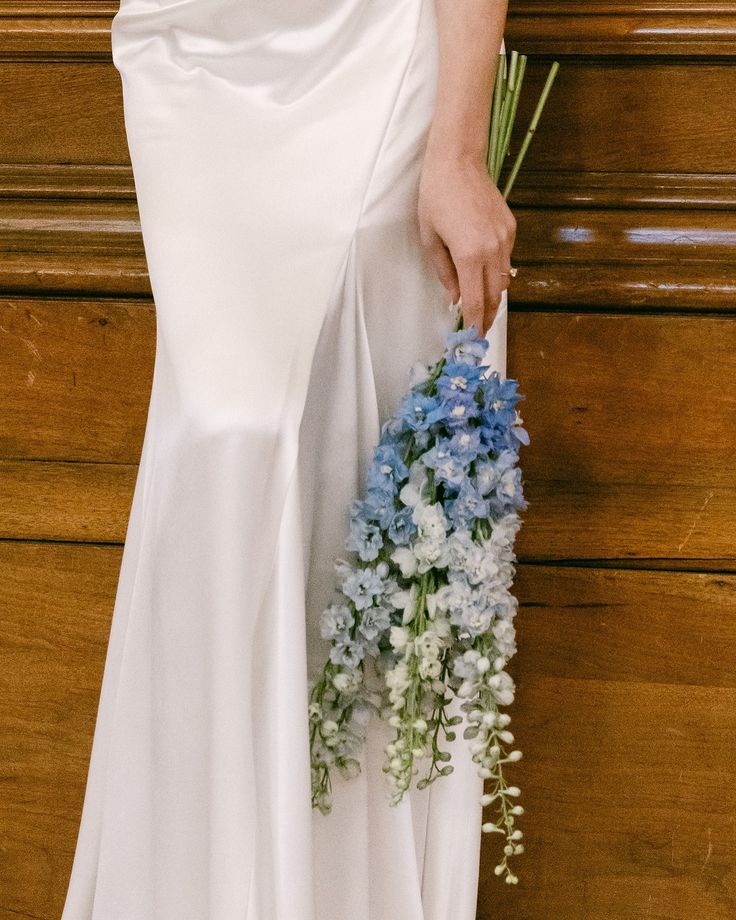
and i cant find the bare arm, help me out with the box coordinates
[418,0,515,335]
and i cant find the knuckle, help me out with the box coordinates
[455,249,482,265]
[463,296,484,314]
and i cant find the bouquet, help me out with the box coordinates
[308,49,559,886]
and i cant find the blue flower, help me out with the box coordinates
[358,605,391,641]
[320,603,354,641]
[480,374,523,427]
[446,428,484,466]
[338,562,392,610]
[396,391,447,432]
[488,465,527,514]
[444,326,490,365]
[438,391,481,428]
[446,478,490,527]
[421,439,467,488]
[366,443,409,496]
[387,506,416,545]
[345,517,383,561]
[350,488,395,530]
[329,640,366,668]
[436,361,486,400]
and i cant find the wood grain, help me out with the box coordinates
[0,541,118,919]
[477,564,736,920]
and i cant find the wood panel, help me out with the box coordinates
[477,564,736,920]
[3,301,733,566]
[0,541,117,920]
[0,297,155,461]
[0,62,126,162]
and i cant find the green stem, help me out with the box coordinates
[487,52,506,178]
[502,60,560,199]
[499,55,526,172]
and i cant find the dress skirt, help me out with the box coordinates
[60,1,508,917]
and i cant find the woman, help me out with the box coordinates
[61,0,516,917]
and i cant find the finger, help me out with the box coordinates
[423,230,460,303]
[455,257,485,335]
[483,261,508,334]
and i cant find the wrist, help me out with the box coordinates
[423,127,488,172]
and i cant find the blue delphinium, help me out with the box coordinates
[308,321,529,884]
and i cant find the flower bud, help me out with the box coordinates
[476,656,491,674]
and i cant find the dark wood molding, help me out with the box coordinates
[510,169,736,210]
[5,165,736,209]
[2,2,736,58]
[0,2,113,60]
[507,2,736,56]
[2,176,736,305]
[0,164,134,199]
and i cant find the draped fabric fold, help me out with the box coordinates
[61,1,506,916]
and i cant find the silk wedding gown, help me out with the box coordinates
[61,2,507,918]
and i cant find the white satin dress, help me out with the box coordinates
[61,2,507,917]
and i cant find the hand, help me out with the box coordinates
[417,153,516,336]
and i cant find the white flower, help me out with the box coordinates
[399,460,429,507]
[432,612,452,640]
[390,545,418,578]
[414,628,444,661]
[408,361,431,387]
[391,583,418,625]
[386,662,411,705]
[419,657,442,679]
[389,625,410,651]
[412,501,448,541]
[492,619,517,658]
[332,670,361,694]
[413,538,449,573]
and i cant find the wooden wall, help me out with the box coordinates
[0,2,734,918]
[478,2,736,917]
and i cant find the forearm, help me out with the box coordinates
[426,0,508,167]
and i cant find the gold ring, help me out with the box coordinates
[499,266,518,278]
